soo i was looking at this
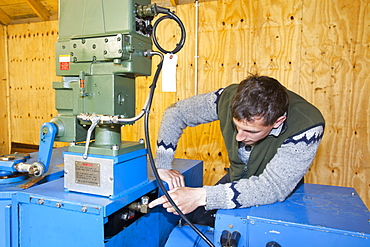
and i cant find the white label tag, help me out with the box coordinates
[162,53,178,92]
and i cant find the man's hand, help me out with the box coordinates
[157,168,185,190]
[148,187,206,215]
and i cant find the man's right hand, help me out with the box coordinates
[157,168,185,190]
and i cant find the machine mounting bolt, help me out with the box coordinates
[38,199,44,205]
[121,212,129,220]
[81,206,88,212]
[56,202,62,208]
[141,196,149,205]
[229,224,233,229]
[42,127,48,134]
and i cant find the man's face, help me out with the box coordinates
[233,116,286,145]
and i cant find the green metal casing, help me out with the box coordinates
[56,0,152,76]
[52,75,136,142]
[52,0,152,155]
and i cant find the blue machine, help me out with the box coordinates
[0,1,195,246]
[0,147,65,247]
[165,183,370,247]
[1,1,369,247]
[9,158,203,247]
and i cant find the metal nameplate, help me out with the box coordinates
[75,161,100,186]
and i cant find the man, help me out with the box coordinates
[149,75,325,218]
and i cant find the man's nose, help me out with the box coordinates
[235,130,246,142]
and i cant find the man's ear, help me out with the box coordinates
[273,116,286,128]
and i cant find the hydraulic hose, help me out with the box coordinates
[152,6,186,54]
[144,61,215,247]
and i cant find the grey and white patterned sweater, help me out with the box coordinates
[155,89,324,210]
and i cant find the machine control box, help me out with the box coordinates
[64,148,148,197]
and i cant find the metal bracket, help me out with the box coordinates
[13,122,57,177]
[83,115,100,160]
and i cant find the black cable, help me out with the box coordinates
[152,7,186,54]
[143,61,215,247]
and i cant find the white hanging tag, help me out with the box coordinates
[162,53,178,92]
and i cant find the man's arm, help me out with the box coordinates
[155,89,222,188]
[150,125,324,213]
[204,125,324,210]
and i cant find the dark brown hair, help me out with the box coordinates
[231,75,289,126]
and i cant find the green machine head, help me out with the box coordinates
[51,0,161,156]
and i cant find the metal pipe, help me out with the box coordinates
[77,51,164,125]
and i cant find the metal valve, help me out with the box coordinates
[15,162,45,177]
[128,196,150,213]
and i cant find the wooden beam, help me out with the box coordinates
[0,8,11,25]
[169,0,178,6]
[25,0,51,21]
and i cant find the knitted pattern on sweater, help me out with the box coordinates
[155,89,324,210]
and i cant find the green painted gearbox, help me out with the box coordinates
[55,0,152,77]
[51,0,154,155]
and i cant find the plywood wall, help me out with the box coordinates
[6,21,60,146]
[299,0,370,200]
[1,0,369,208]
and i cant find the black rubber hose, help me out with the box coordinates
[144,61,215,247]
[152,8,186,54]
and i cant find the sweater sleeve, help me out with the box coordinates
[204,124,324,210]
[155,89,223,169]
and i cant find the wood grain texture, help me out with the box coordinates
[6,21,60,146]
[1,0,369,208]
[300,0,370,208]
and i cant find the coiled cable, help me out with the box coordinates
[152,6,186,54]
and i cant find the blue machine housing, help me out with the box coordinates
[165,183,370,247]
[0,147,66,247]
[8,158,203,247]
[63,149,150,198]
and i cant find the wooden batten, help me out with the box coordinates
[0,25,10,155]
[2,0,369,209]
